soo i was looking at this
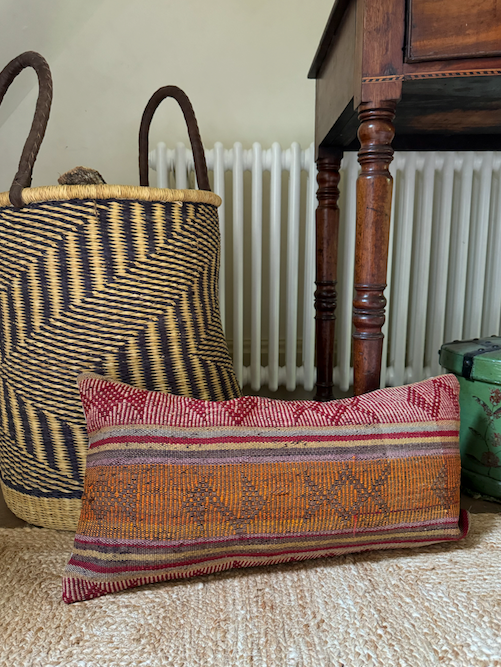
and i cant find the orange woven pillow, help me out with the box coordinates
[63,373,468,603]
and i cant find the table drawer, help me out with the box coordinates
[406,0,501,62]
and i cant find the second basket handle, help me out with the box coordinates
[138,86,211,191]
[0,51,53,207]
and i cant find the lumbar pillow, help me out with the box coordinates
[63,373,468,603]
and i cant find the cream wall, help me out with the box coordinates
[0,0,333,190]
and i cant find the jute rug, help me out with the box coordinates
[1,514,500,667]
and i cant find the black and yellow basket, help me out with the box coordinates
[0,52,241,530]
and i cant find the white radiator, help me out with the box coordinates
[149,144,501,393]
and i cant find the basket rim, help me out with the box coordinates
[0,184,222,208]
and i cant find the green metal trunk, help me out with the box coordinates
[439,336,501,500]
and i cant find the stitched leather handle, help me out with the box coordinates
[139,86,210,191]
[0,51,53,207]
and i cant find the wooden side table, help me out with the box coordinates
[309,0,501,400]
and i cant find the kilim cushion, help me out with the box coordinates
[63,372,469,603]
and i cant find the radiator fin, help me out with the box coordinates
[150,145,501,392]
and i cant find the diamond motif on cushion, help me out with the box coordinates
[431,462,457,509]
[407,382,442,419]
[86,472,138,522]
[303,462,391,523]
[221,396,260,425]
[181,472,266,535]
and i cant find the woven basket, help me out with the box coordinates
[0,52,241,530]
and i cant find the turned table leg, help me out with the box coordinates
[314,146,343,401]
[353,102,396,396]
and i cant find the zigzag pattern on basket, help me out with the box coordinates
[0,197,241,529]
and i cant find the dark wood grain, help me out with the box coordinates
[397,75,501,134]
[353,102,396,396]
[314,147,343,402]
[309,0,352,79]
[316,71,501,151]
[358,0,405,106]
[407,0,501,62]
[314,0,357,154]
[403,55,501,75]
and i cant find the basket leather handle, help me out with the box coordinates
[139,86,210,191]
[0,51,53,207]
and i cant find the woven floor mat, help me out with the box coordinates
[1,514,500,667]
